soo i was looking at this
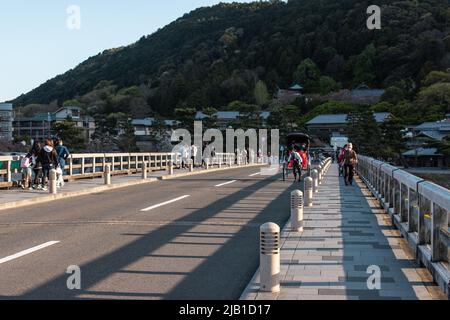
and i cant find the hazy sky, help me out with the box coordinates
[0,0,254,102]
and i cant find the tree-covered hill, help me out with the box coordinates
[11,0,450,118]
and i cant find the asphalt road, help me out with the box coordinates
[0,166,301,300]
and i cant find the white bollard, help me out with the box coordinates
[169,162,174,175]
[260,222,280,293]
[312,169,319,193]
[49,169,57,194]
[304,177,313,207]
[206,159,210,170]
[189,160,194,172]
[318,165,323,183]
[291,190,304,232]
[142,161,147,180]
[104,164,111,185]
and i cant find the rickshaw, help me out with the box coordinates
[281,133,311,181]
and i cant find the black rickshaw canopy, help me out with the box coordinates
[286,132,311,151]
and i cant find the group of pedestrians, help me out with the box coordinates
[19,138,70,191]
[337,143,358,186]
[178,143,210,169]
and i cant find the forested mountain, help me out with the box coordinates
[11,0,450,119]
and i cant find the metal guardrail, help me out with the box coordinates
[358,155,449,296]
[0,152,239,187]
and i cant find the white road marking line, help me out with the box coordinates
[140,195,191,212]
[0,241,60,265]
[215,180,237,187]
[249,172,260,177]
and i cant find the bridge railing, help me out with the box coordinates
[358,155,449,295]
[0,152,238,188]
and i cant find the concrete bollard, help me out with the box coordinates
[104,164,111,185]
[318,165,323,183]
[291,190,304,232]
[49,169,57,194]
[189,161,194,172]
[304,177,313,207]
[206,159,210,170]
[260,222,280,293]
[142,161,148,180]
[312,169,319,193]
[169,162,174,175]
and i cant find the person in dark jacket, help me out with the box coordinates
[343,143,358,186]
[29,140,43,189]
[38,139,59,191]
[55,138,70,186]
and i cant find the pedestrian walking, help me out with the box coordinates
[288,146,303,182]
[29,140,43,190]
[180,144,190,169]
[343,143,358,186]
[38,139,59,191]
[55,139,70,187]
[338,145,347,177]
[191,144,198,167]
[19,153,33,190]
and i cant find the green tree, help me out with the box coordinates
[379,118,407,161]
[347,110,381,157]
[293,58,321,93]
[381,86,405,105]
[353,44,376,86]
[117,116,139,152]
[52,119,86,151]
[254,80,270,106]
[319,76,339,95]
[417,82,450,112]
[202,107,218,130]
[421,70,450,87]
[63,99,84,108]
[174,107,197,132]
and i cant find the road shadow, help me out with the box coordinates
[18,173,299,299]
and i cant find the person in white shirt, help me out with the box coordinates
[191,144,198,167]
[288,146,303,182]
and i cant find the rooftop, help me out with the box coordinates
[403,148,443,157]
[195,111,271,121]
[0,103,13,111]
[306,112,391,125]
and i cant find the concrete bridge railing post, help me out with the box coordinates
[49,169,57,194]
[312,169,319,193]
[304,177,313,207]
[142,161,148,180]
[291,190,304,232]
[104,164,111,185]
[260,222,280,293]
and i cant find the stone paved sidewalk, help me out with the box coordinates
[241,164,447,300]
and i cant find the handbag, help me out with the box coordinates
[20,157,30,168]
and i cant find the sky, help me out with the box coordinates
[0,0,254,103]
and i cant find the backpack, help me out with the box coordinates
[20,156,30,168]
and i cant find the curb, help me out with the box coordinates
[0,164,265,212]
[0,178,158,212]
[160,164,264,180]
